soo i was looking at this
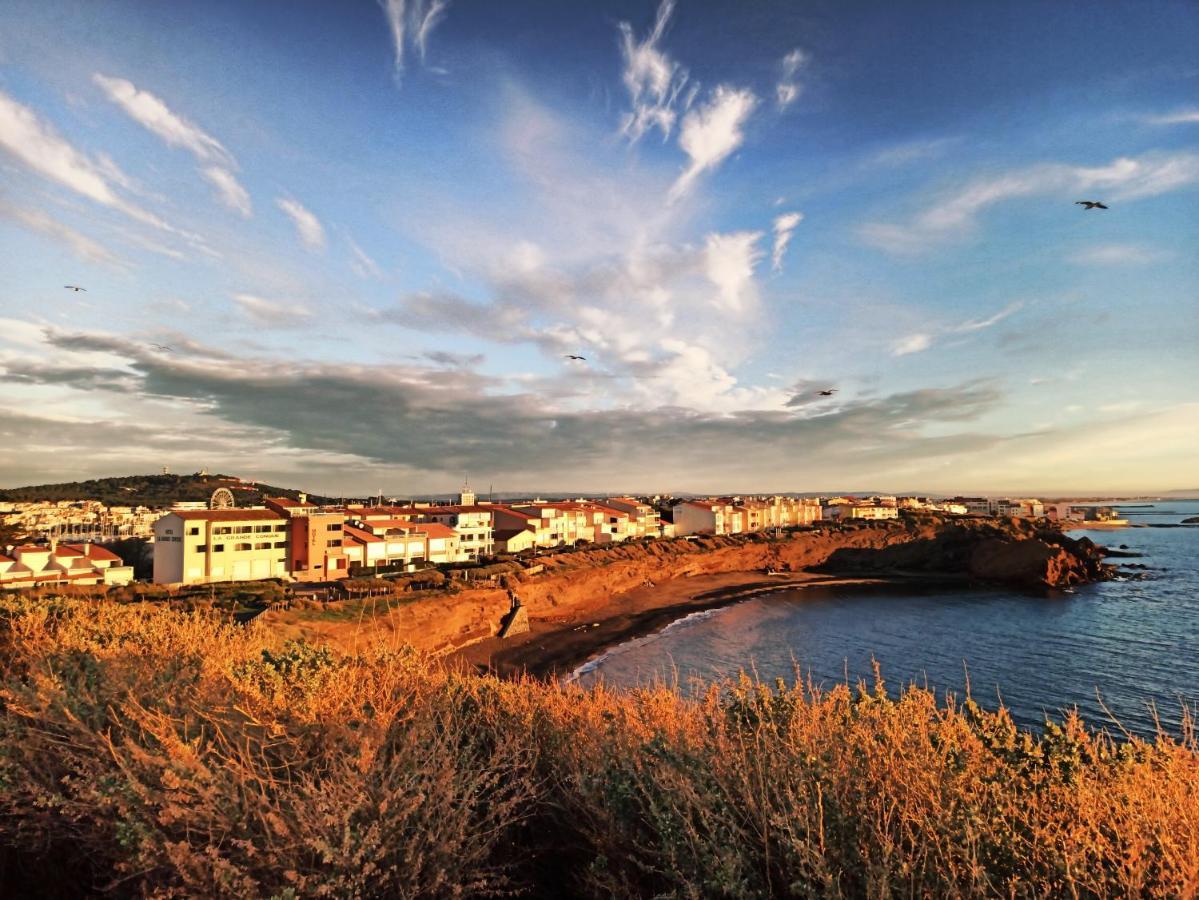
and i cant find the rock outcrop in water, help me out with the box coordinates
[816,517,1113,589]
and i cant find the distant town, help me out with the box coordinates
[0,473,1133,591]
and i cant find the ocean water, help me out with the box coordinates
[575,500,1199,737]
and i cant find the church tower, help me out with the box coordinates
[458,478,476,506]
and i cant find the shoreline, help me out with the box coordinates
[451,569,965,681]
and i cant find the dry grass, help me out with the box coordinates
[1,596,1196,897]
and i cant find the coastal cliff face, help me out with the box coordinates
[269,517,1113,655]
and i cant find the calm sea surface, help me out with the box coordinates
[575,500,1199,737]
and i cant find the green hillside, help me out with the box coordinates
[0,473,335,508]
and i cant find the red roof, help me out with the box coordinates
[75,544,122,562]
[492,506,538,519]
[342,524,381,544]
[406,523,456,539]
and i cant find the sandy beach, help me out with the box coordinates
[452,570,899,679]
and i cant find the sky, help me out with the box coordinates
[0,0,1196,497]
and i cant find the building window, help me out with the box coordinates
[234,543,251,552]
[215,526,232,535]
[255,542,271,550]
[274,541,287,548]
[213,544,224,552]
[275,524,287,532]
[188,527,200,536]
[326,539,341,548]
[197,545,208,553]
[328,523,342,531]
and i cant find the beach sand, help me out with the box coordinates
[452,570,893,680]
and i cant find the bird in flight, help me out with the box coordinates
[63,285,87,292]
[565,354,587,361]
[149,343,173,352]
[817,389,838,396]
[1075,201,1109,210]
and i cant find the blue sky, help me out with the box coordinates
[0,0,1196,495]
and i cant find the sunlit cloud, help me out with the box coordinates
[275,196,326,250]
[669,85,757,201]
[771,211,803,272]
[618,0,692,143]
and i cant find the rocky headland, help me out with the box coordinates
[267,516,1115,676]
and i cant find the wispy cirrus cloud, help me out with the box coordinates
[378,0,452,81]
[776,48,807,110]
[348,237,383,278]
[0,88,170,233]
[93,74,252,218]
[200,166,251,217]
[617,0,692,143]
[1068,243,1168,266]
[0,197,124,267]
[92,74,231,165]
[892,301,1024,356]
[669,85,757,202]
[1144,108,1199,126]
[861,151,1199,255]
[231,293,314,326]
[276,197,326,250]
[771,211,803,272]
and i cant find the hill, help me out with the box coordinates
[0,472,336,508]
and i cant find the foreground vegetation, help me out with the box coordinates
[0,598,1196,897]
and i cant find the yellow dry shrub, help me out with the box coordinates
[1,595,1197,898]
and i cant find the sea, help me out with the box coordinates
[573,500,1199,738]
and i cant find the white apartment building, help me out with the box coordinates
[153,509,289,585]
[0,541,133,588]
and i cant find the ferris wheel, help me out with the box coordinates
[209,487,236,509]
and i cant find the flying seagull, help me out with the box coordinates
[565,354,587,361]
[63,285,87,292]
[817,389,838,396]
[1075,201,1109,210]
[149,343,173,352]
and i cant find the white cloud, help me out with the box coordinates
[276,197,325,250]
[93,74,232,166]
[1069,243,1166,266]
[617,0,691,143]
[776,48,807,110]
[0,198,123,267]
[892,333,932,356]
[378,0,452,80]
[861,151,1199,255]
[771,210,803,272]
[952,301,1023,333]
[1145,108,1199,126]
[201,166,252,217]
[231,293,314,326]
[669,85,757,201]
[348,237,383,278]
[704,231,763,313]
[94,75,253,219]
[413,0,450,63]
[892,301,1024,356]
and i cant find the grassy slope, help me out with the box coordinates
[0,596,1196,897]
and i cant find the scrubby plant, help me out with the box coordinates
[0,595,1196,897]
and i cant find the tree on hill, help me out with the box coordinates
[0,473,335,508]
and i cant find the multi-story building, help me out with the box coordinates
[342,521,429,572]
[673,500,744,536]
[826,503,899,521]
[152,509,289,584]
[603,497,662,538]
[0,541,133,588]
[265,497,349,582]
